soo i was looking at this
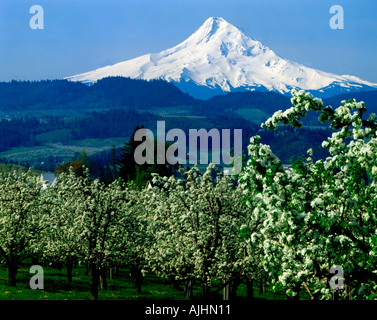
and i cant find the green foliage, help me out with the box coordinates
[240,225,251,241]
[2,88,377,301]
[118,125,174,188]
[290,156,308,175]
[0,78,198,112]
[0,163,43,176]
[144,165,251,299]
[0,170,44,286]
[240,89,377,300]
[0,260,292,300]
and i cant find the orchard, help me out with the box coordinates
[0,90,376,300]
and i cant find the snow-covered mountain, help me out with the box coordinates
[66,17,377,99]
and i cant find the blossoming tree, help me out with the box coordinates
[110,185,154,294]
[42,168,127,300]
[145,164,250,299]
[0,170,45,286]
[239,90,377,299]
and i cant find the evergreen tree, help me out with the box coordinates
[109,144,119,180]
[118,125,142,182]
[118,125,174,188]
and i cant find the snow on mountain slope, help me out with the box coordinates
[65,17,377,98]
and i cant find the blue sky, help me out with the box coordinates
[0,0,376,83]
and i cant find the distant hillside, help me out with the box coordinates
[0,77,374,176]
[0,77,199,112]
[324,90,377,115]
[1,77,375,119]
[1,77,376,133]
[202,90,377,126]
[200,91,291,113]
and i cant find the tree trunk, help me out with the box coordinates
[259,282,265,294]
[201,283,211,300]
[85,262,90,276]
[223,283,230,300]
[52,260,62,270]
[185,279,194,300]
[345,284,352,300]
[293,282,301,300]
[115,265,119,277]
[246,277,254,299]
[287,283,301,300]
[169,275,179,290]
[8,261,18,287]
[66,257,73,283]
[111,265,119,278]
[109,267,113,281]
[229,278,240,300]
[130,265,143,294]
[90,262,99,300]
[99,268,108,290]
[332,290,339,300]
[31,255,39,265]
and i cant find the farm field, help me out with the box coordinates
[0,259,297,301]
[0,137,128,167]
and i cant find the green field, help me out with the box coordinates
[234,108,269,124]
[0,259,296,301]
[0,137,129,167]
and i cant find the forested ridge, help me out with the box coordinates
[0,106,332,171]
[0,77,198,112]
[0,77,339,170]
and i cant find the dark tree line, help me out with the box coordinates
[55,127,175,188]
[71,108,156,140]
[0,117,40,151]
[0,77,198,112]
[260,126,332,163]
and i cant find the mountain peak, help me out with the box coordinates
[186,16,249,45]
[66,17,377,99]
[203,16,226,25]
[201,17,225,37]
[201,16,228,32]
